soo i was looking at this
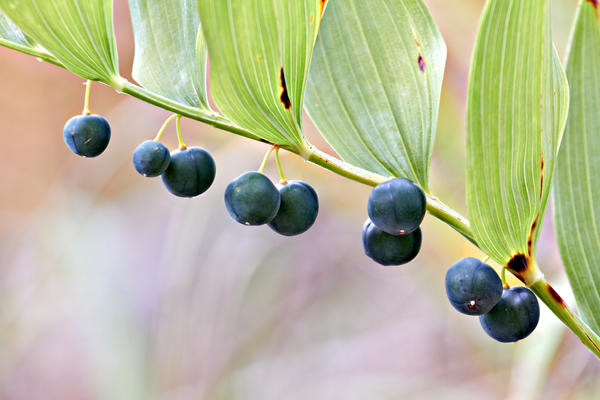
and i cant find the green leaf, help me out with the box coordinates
[198,0,322,151]
[465,0,568,269]
[129,0,209,110]
[0,10,34,46]
[304,0,446,191]
[553,0,600,333]
[0,9,64,67]
[0,0,121,85]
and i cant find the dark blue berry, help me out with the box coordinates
[445,257,503,315]
[362,219,421,266]
[225,172,280,226]
[63,114,110,157]
[133,140,171,177]
[367,177,426,235]
[268,181,318,236]
[161,147,215,197]
[479,286,540,342]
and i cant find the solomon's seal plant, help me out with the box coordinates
[2,0,600,361]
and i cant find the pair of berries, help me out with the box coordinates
[362,177,426,266]
[445,257,540,342]
[133,140,216,197]
[224,172,318,236]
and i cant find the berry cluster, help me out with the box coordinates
[63,107,216,198]
[445,257,540,342]
[362,177,426,266]
[62,83,543,346]
[224,168,319,236]
[62,84,318,236]
[134,141,216,197]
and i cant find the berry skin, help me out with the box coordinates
[132,140,171,177]
[161,147,215,197]
[362,219,421,266]
[479,286,540,343]
[268,181,319,236]
[63,114,111,157]
[225,172,281,226]
[445,257,503,315]
[367,177,427,235]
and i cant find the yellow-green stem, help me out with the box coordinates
[275,148,287,184]
[154,114,178,142]
[530,279,600,359]
[82,80,92,115]
[0,39,64,67]
[175,115,186,150]
[258,145,277,173]
[501,267,509,289]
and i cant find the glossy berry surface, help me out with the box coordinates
[161,147,215,197]
[268,181,319,236]
[132,140,171,177]
[225,172,281,226]
[63,114,111,157]
[445,257,503,315]
[367,177,426,235]
[362,219,421,266]
[479,286,540,343]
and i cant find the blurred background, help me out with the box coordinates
[0,0,598,399]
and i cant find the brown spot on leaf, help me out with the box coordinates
[279,68,291,109]
[418,54,425,72]
[540,156,544,196]
[527,218,538,255]
[257,56,263,62]
[587,0,598,10]
[319,0,328,17]
[527,155,545,255]
[310,15,314,23]
[546,283,566,306]
[507,253,529,273]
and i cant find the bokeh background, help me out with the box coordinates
[0,0,598,399]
